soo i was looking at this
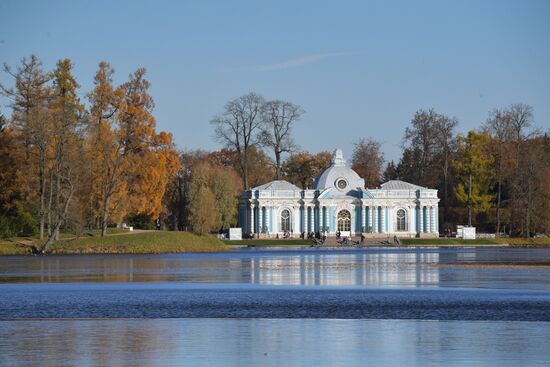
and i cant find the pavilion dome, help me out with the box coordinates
[314,149,365,191]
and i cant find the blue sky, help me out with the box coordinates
[1,0,549,162]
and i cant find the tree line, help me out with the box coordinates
[0,56,179,252]
[384,106,550,237]
[1,57,549,241]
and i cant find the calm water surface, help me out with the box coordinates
[1,247,549,366]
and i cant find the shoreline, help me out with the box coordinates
[1,232,549,256]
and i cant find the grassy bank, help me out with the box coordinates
[224,239,313,246]
[401,238,500,245]
[498,237,550,247]
[0,231,229,255]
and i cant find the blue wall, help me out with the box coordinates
[329,207,335,232]
[238,205,245,230]
[355,205,362,232]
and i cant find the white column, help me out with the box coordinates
[322,206,327,232]
[265,206,270,234]
[409,207,414,234]
[418,205,423,234]
[249,203,255,234]
[302,205,307,234]
[387,207,392,233]
[308,206,313,233]
[426,206,432,233]
[430,206,436,233]
[361,205,366,232]
[428,206,432,233]
[380,206,386,233]
[258,206,263,233]
[369,205,375,233]
[373,206,378,233]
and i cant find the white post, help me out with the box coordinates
[361,205,366,232]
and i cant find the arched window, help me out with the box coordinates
[396,209,407,231]
[281,209,291,232]
[337,210,351,232]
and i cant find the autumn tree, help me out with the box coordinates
[0,116,35,238]
[398,109,458,227]
[260,100,303,179]
[282,151,332,189]
[505,104,535,234]
[118,68,180,226]
[0,55,52,239]
[83,61,126,236]
[453,131,494,226]
[211,92,265,189]
[484,108,514,235]
[512,136,549,237]
[188,181,218,235]
[203,146,273,189]
[351,138,384,187]
[400,109,441,187]
[187,162,242,234]
[39,59,85,252]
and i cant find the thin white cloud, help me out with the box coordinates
[218,52,356,73]
[255,52,354,72]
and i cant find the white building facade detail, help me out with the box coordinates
[239,149,439,238]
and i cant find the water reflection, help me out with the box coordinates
[1,319,549,367]
[1,248,550,289]
[250,252,440,286]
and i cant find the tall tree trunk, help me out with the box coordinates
[525,180,532,239]
[242,150,249,189]
[38,148,46,240]
[495,145,503,236]
[100,189,112,237]
[496,178,501,236]
[275,150,281,180]
[54,160,61,241]
[47,169,54,237]
[443,158,449,226]
[39,180,74,254]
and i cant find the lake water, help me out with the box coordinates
[1,247,549,366]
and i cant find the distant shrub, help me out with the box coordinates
[0,207,36,238]
[125,213,155,230]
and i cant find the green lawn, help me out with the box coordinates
[224,239,313,246]
[0,231,229,255]
[401,238,500,245]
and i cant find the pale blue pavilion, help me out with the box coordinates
[239,149,439,238]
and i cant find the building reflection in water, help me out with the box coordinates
[250,252,441,287]
[2,249,493,286]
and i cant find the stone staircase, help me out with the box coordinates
[314,236,395,247]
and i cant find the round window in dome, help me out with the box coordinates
[336,179,348,190]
